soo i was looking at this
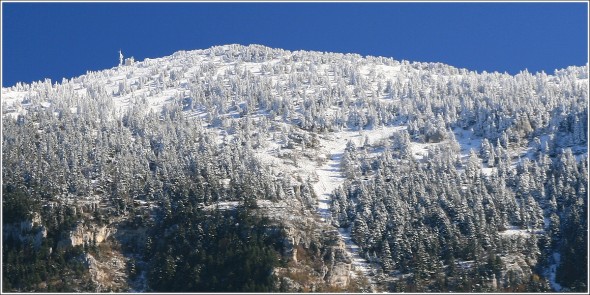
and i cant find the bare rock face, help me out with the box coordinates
[326,260,352,287]
[83,251,128,292]
[274,208,359,291]
[323,230,353,288]
[58,222,114,249]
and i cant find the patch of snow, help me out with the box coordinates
[202,201,239,211]
[456,260,475,270]
[409,140,443,160]
[452,126,483,160]
[499,225,544,237]
[481,166,496,176]
[338,226,378,282]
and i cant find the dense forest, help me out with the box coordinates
[335,135,587,291]
[143,204,283,292]
[2,44,587,292]
[3,184,284,292]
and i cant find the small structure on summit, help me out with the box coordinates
[125,56,135,66]
[119,50,135,66]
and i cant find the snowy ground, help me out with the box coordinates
[452,127,483,158]
[310,125,404,291]
[498,225,544,237]
[201,201,239,211]
[337,227,379,280]
[314,151,343,222]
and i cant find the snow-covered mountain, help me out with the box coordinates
[2,44,588,292]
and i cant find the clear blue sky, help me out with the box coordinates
[2,2,588,87]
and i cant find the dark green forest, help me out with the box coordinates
[3,183,284,292]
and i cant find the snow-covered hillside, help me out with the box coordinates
[2,44,588,293]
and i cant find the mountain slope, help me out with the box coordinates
[2,44,588,292]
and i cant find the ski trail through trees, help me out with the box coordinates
[313,144,377,291]
[312,126,404,291]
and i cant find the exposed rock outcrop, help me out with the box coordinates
[83,251,128,292]
[323,230,353,287]
[58,222,114,249]
[266,202,367,292]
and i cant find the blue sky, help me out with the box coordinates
[2,2,588,86]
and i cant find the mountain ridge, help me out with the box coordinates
[4,43,588,92]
